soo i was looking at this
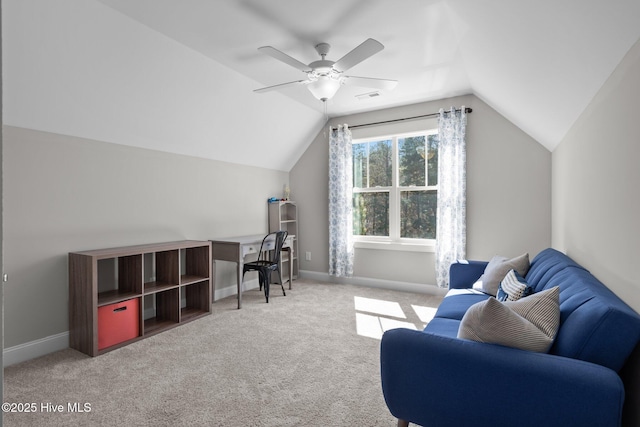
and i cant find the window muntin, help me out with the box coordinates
[353,130,438,242]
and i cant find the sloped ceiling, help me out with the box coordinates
[5,1,640,170]
[97,0,640,153]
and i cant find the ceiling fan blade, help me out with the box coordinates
[342,76,398,91]
[258,46,310,72]
[333,38,384,72]
[254,80,309,93]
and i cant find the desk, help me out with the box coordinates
[211,234,294,308]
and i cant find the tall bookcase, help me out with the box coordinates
[69,240,211,357]
[268,200,298,281]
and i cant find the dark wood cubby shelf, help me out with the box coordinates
[69,240,212,357]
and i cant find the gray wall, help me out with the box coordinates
[291,94,552,290]
[552,38,640,313]
[2,126,288,348]
[2,0,323,172]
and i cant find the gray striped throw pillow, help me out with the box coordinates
[457,287,560,353]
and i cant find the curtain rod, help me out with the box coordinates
[330,107,472,132]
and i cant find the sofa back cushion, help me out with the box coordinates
[526,249,640,372]
[525,248,586,292]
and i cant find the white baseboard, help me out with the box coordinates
[4,278,261,367]
[3,276,438,366]
[298,270,447,297]
[213,278,259,302]
[4,331,70,367]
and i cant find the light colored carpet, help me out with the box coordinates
[3,279,442,426]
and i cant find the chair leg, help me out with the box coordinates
[276,269,286,296]
[264,274,270,303]
[241,271,247,295]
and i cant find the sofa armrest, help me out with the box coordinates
[449,260,487,289]
[381,328,624,427]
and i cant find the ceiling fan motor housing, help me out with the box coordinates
[309,60,336,76]
[315,42,331,58]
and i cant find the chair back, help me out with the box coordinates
[258,230,288,264]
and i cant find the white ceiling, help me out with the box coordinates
[6,0,637,170]
[96,0,640,153]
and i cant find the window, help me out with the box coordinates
[352,130,438,245]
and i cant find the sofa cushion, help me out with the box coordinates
[497,269,534,302]
[434,289,490,321]
[480,253,530,296]
[525,248,587,293]
[423,317,462,338]
[546,268,640,371]
[457,287,560,352]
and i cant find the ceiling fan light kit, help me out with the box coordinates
[255,38,397,102]
[307,75,342,102]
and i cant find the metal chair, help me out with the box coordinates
[242,230,288,303]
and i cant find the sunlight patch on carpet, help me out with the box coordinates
[354,296,406,318]
[354,296,426,340]
[355,313,417,339]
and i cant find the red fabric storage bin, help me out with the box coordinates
[98,298,139,350]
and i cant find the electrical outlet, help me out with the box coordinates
[305,251,311,261]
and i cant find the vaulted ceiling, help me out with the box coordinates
[5,1,640,171]
[97,0,640,151]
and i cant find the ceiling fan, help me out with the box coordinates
[254,38,398,102]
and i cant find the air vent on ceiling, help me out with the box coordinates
[356,91,381,100]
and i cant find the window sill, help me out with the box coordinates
[353,240,435,253]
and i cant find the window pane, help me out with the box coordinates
[399,136,426,187]
[352,143,367,188]
[400,190,437,239]
[353,192,389,236]
[427,134,438,186]
[369,140,392,187]
[353,140,392,188]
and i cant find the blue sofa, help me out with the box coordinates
[380,248,640,427]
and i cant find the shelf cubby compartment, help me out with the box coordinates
[143,288,180,336]
[180,245,210,285]
[280,202,297,221]
[180,280,211,323]
[97,255,143,306]
[143,250,180,294]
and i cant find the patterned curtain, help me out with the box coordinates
[328,124,354,277]
[435,107,467,288]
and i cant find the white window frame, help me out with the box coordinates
[352,129,438,253]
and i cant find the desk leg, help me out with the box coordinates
[212,259,217,303]
[237,260,242,309]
